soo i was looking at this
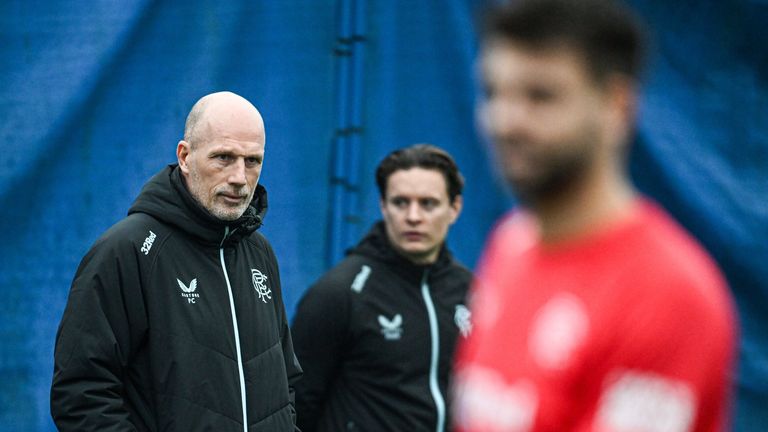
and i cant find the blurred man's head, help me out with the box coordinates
[376,144,464,265]
[177,91,266,221]
[479,0,646,206]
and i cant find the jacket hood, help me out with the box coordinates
[348,221,457,280]
[128,164,268,246]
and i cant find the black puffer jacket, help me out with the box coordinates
[292,222,472,432]
[51,164,302,431]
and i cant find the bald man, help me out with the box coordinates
[51,92,302,431]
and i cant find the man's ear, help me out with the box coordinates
[603,75,638,150]
[177,140,191,174]
[379,196,387,218]
[450,195,463,224]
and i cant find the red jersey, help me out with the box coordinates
[454,200,737,432]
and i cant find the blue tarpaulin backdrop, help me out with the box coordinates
[1,1,765,430]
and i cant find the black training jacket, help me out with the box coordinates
[51,165,302,431]
[292,222,472,432]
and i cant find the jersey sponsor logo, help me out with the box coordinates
[177,278,200,304]
[455,304,472,337]
[251,268,271,303]
[594,369,696,432]
[350,265,372,293]
[454,366,538,432]
[378,314,403,340]
[529,292,589,370]
[141,230,156,255]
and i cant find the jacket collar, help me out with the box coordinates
[348,221,455,282]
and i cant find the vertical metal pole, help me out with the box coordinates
[327,0,367,267]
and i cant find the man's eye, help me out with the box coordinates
[421,199,438,210]
[215,154,231,162]
[529,88,556,103]
[245,157,261,166]
[391,198,408,207]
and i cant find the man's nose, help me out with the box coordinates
[405,202,423,223]
[485,98,527,139]
[228,159,247,186]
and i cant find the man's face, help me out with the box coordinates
[380,167,462,265]
[480,41,612,204]
[179,114,265,221]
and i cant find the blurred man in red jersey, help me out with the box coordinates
[452,1,738,431]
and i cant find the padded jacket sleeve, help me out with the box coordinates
[291,271,352,432]
[50,234,148,431]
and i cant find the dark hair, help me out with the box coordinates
[375,144,464,203]
[483,0,647,83]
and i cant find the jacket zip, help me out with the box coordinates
[220,226,248,432]
[421,270,446,432]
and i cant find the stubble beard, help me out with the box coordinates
[188,168,252,221]
[503,127,600,207]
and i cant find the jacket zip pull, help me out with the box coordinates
[220,225,230,248]
[220,225,249,432]
[421,269,446,432]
